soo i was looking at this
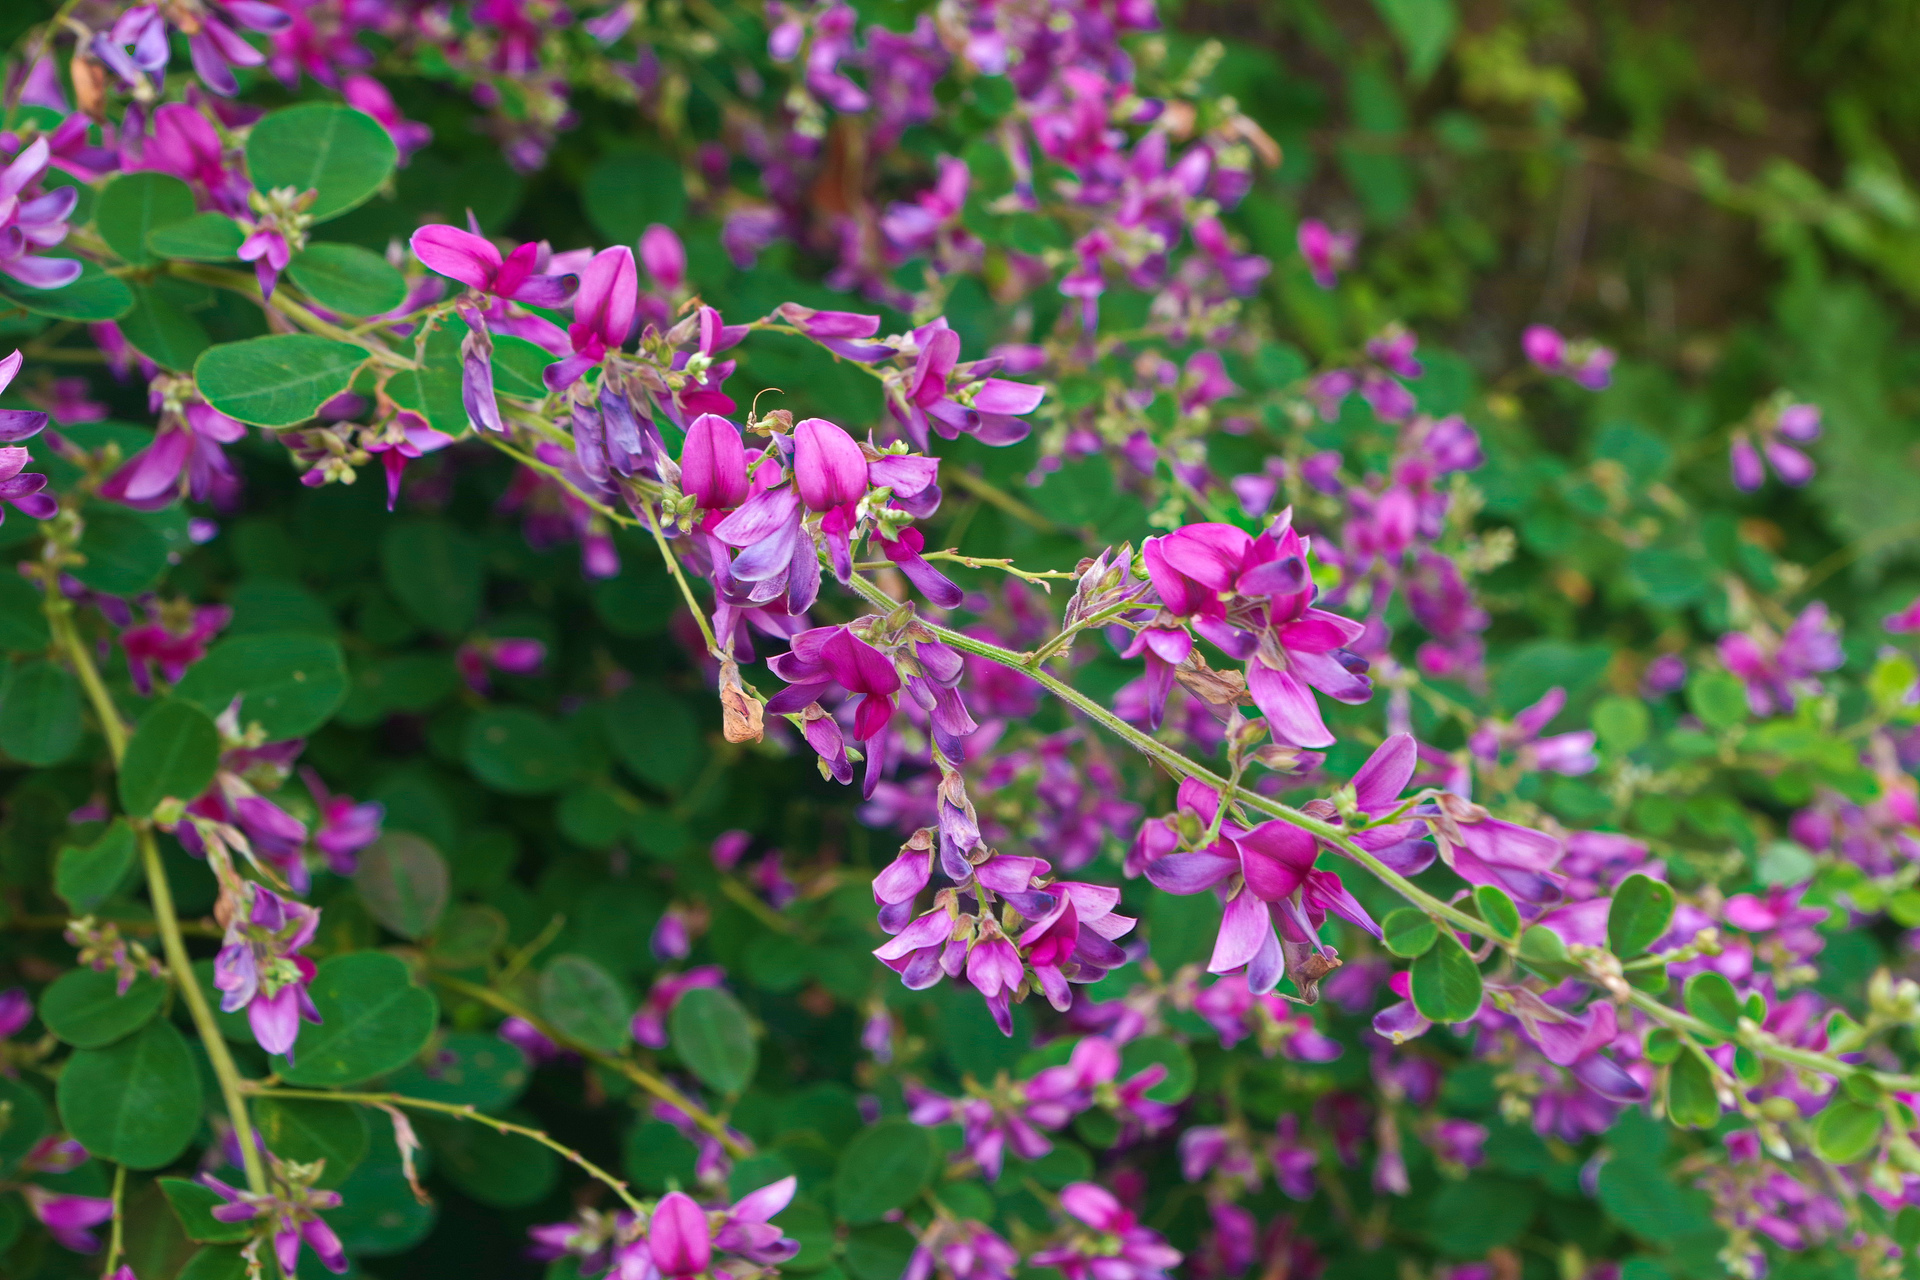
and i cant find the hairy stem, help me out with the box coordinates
[244,1087,646,1214]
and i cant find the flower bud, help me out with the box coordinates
[793,417,867,511]
[680,413,749,511]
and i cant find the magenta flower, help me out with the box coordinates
[1731,401,1821,492]
[1140,514,1370,746]
[768,624,902,744]
[1717,602,1843,717]
[203,1159,347,1276]
[1522,324,1614,390]
[1297,219,1355,289]
[96,2,291,97]
[22,1186,115,1252]
[651,908,692,961]
[456,635,547,693]
[363,411,456,510]
[99,394,248,511]
[547,245,638,391]
[0,985,29,1039]
[883,322,1047,448]
[411,225,577,307]
[1016,881,1136,1010]
[300,767,383,875]
[212,885,321,1058]
[0,138,80,290]
[648,1191,712,1278]
[1030,1183,1181,1280]
[680,412,751,512]
[904,1219,1019,1280]
[118,601,232,694]
[1468,686,1598,777]
[640,223,686,294]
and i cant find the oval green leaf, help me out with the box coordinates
[173,631,349,739]
[276,951,439,1087]
[464,708,580,796]
[421,1113,559,1208]
[1607,873,1675,960]
[383,1031,529,1113]
[355,832,450,941]
[147,212,246,262]
[670,985,758,1095]
[1682,970,1742,1039]
[0,258,134,321]
[538,954,632,1054]
[289,243,407,316]
[119,281,214,373]
[0,572,49,651]
[252,1096,369,1188]
[1665,1050,1721,1128]
[1472,885,1521,940]
[57,1019,204,1168]
[0,1075,51,1172]
[194,334,367,427]
[1382,907,1438,958]
[95,171,197,266]
[119,698,221,817]
[0,659,82,766]
[833,1119,935,1224]
[55,819,137,913]
[247,104,398,221]
[72,507,177,594]
[1410,929,1483,1024]
[1814,1099,1885,1164]
[39,968,166,1049]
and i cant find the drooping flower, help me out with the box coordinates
[211,883,322,1059]
[1029,1183,1182,1280]
[203,1152,347,1275]
[1522,324,1614,391]
[300,767,383,875]
[547,245,638,391]
[1297,219,1355,289]
[1718,602,1844,717]
[118,600,232,694]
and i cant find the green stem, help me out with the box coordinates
[100,1163,125,1279]
[43,560,269,1196]
[244,1087,646,1214]
[430,974,748,1157]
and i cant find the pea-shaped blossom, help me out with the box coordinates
[1718,602,1843,717]
[1140,513,1370,748]
[1029,1183,1181,1280]
[212,884,322,1059]
[94,2,291,97]
[1731,401,1821,492]
[0,139,81,290]
[1467,686,1599,777]
[1297,218,1355,289]
[202,1155,347,1276]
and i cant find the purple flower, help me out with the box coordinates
[630,965,726,1049]
[99,393,248,512]
[23,1186,115,1252]
[651,908,692,961]
[300,767,383,875]
[342,75,431,164]
[410,224,576,307]
[545,245,638,391]
[648,1191,711,1278]
[1522,324,1614,390]
[203,1157,347,1276]
[211,884,322,1059]
[1029,1183,1181,1280]
[1731,400,1822,492]
[1297,219,1355,288]
[905,1218,1019,1280]
[1718,602,1843,717]
[97,2,292,97]
[0,139,79,290]
[640,223,687,294]
[1468,686,1598,777]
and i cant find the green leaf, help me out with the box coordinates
[1371,0,1456,83]
[119,281,213,373]
[247,104,398,221]
[464,708,580,795]
[354,831,449,940]
[72,507,178,594]
[1117,1034,1196,1103]
[38,969,166,1049]
[1665,1051,1721,1128]
[119,698,220,817]
[1688,670,1750,731]
[833,1119,935,1223]
[1592,695,1650,754]
[670,985,758,1094]
[0,1075,51,1172]
[491,335,556,397]
[1518,924,1570,970]
[1682,971,1742,1039]
[421,1112,559,1208]
[194,335,368,427]
[538,954,632,1054]
[386,318,465,434]
[329,1131,437,1255]
[1812,1099,1884,1162]
[606,685,704,791]
[0,572,49,651]
[381,519,482,636]
[55,819,137,913]
[1424,1175,1537,1258]
[1381,907,1439,958]
[159,1179,253,1244]
[582,150,686,246]
[1473,885,1521,940]
[57,1019,204,1168]
[147,212,246,262]
[425,904,509,970]
[95,172,198,266]
[1643,1028,1682,1064]
[173,631,349,739]
[1607,873,1676,960]
[1410,929,1483,1023]
[276,951,439,1087]
[289,242,407,316]
[384,1031,529,1113]
[0,659,81,766]
[252,1097,369,1188]
[0,258,134,321]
